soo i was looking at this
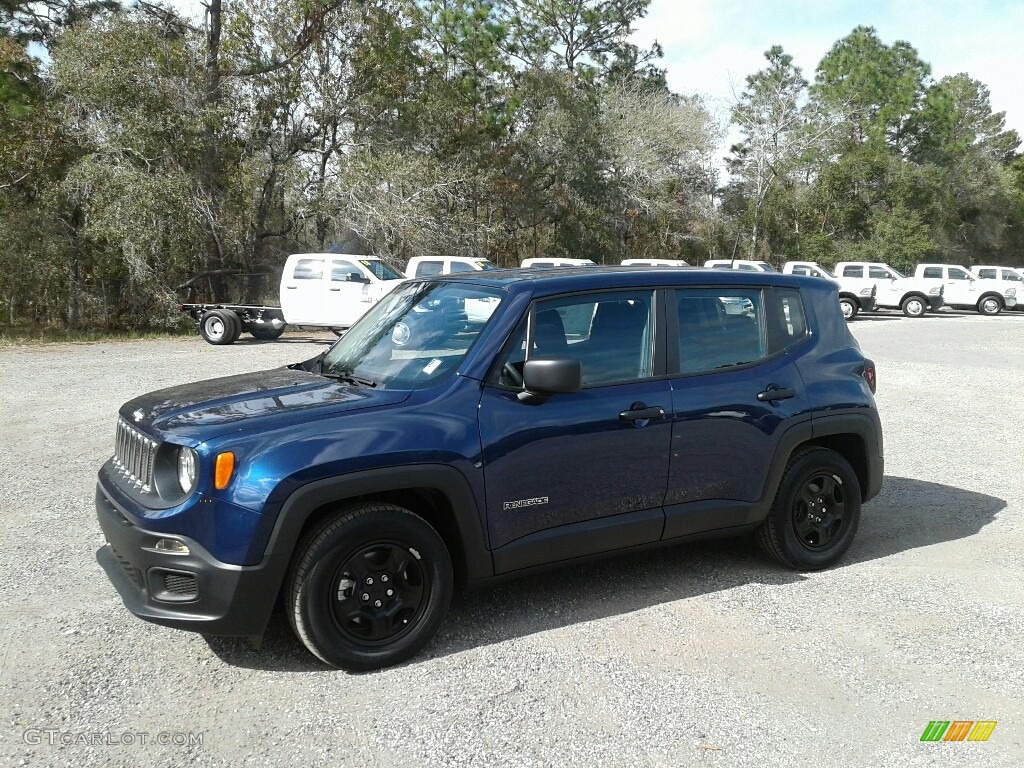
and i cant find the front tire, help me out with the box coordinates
[839,297,858,320]
[757,448,862,570]
[977,295,1002,316]
[286,503,453,671]
[901,295,927,318]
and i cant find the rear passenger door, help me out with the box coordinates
[280,256,325,324]
[478,289,672,573]
[664,287,811,539]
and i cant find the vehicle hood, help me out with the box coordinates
[119,367,408,441]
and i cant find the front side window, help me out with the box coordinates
[495,291,656,388]
[449,261,475,273]
[321,281,504,390]
[330,259,362,282]
[676,289,766,374]
[868,266,892,279]
[293,258,324,280]
[949,268,971,280]
[1002,270,1023,282]
[360,259,402,280]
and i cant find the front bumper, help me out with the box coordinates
[95,483,287,636]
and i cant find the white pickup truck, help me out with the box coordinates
[834,262,943,318]
[970,266,1024,310]
[781,261,877,319]
[181,253,404,345]
[914,263,1017,315]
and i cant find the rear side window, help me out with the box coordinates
[414,260,444,277]
[977,268,996,279]
[842,266,864,278]
[675,289,766,374]
[767,288,808,354]
[293,258,324,280]
[791,265,810,276]
[922,267,943,279]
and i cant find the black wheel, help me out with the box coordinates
[286,503,453,671]
[249,324,286,340]
[977,295,1002,316]
[901,295,926,318]
[200,309,241,345]
[839,297,858,321]
[757,448,861,570]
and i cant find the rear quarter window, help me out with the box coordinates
[767,288,808,355]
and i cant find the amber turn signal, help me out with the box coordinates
[214,452,235,489]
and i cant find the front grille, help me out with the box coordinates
[113,418,157,493]
[163,573,198,598]
[111,546,144,589]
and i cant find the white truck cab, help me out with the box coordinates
[703,259,777,272]
[914,263,1016,315]
[782,261,876,320]
[621,258,689,266]
[280,253,403,328]
[521,257,597,268]
[405,255,498,277]
[970,266,1024,310]
[834,262,943,318]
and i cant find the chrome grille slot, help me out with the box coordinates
[112,418,157,493]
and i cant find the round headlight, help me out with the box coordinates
[176,447,198,493]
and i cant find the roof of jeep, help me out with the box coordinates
[417,265,812,295]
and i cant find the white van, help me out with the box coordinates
[405,255,498,278]
[621,258,689,267]
[521,257,597,268]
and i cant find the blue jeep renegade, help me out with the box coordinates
[96,267,882,670]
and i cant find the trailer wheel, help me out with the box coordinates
[250,325,286,341]
[200,309,241,345]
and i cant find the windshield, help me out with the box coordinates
[321,281,505,390]
[359,259,402,280]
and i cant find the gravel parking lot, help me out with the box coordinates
[2,311,1023,767]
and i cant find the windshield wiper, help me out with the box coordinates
[321,369,377,388]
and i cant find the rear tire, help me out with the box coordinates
[901,295,926,318]
[977,295,1002,316]
[757,447,861,570]
[286,503,453,671]
[839,297,858,320]
[200,309,241,345]
[249,325,286,340]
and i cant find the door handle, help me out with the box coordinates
[757,386,797,402]
[285,286,297,289]
[329,288,341,292]
[619,404,666,422]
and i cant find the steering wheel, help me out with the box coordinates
[502,361,524,388]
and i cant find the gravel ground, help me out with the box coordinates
[2,312,1023,767]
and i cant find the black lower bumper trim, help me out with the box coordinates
[95,484,288,637]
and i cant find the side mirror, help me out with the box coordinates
[519,357,581,402]
[346,273,371,284]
